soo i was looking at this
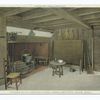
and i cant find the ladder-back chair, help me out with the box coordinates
[3,58,22,90]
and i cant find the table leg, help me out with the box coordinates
[59,66,61,78]
[52,67,55,76]
[15,78,18,90]
[20,75,22,84]
[10,79,12,85]
[61,66,63,75]
[5,79,7,90]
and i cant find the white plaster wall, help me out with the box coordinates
[7,26,53,37]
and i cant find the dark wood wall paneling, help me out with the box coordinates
[94,37,100,71]
[53,28,92,67]
[94,30,100,71]
[8,42,49,61]
[54,40,83,65]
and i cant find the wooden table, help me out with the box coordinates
[50,61,66,77]
[34,56,49,66]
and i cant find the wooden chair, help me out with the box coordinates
[3,58,22,90]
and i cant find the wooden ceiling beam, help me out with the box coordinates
[87,19,100,24]
[35,22,72,27]
[66,8,79,11]
[36,23,73,28]
[43,23,83,29]
[4,8,32,16]
[30,15,62,24]
[7,20,53,32]
[7,16,54,32]
[7,20,33,29]
[7,16,35,29]
[93,26,100,29]
[81,13,100,21]
[33,19,71,26]
[21,8,45,16]
[90,23,100,26]
[74,8,100,16]
[49,8,91,29]
[22,11,53,20]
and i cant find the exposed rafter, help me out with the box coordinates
[29,15,62,24]
[39,23,72,28]
[3,8,32,16]
[3,8,100,30]
[81,13,100,21]
[7,16,54,32]
[66,8,79,11]
[7,19,34,29]
[41,23,83,29]
[7,16,35,29]
[90,23,100,26]
[22,11,53,20]
[87,19,100,24]
[20,8,45,16]
[7,16,22,22]
[7,20,53,32]
[76,8,100,16]
[34,19,67,25]
[35,21,72,26]
[93,26,100,29]
[48,8,91,29]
